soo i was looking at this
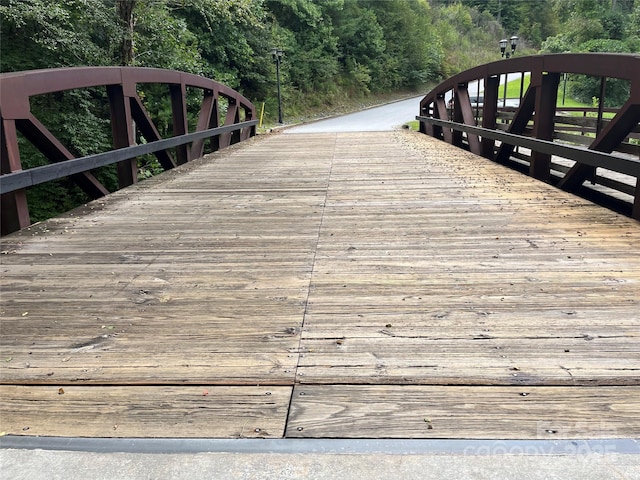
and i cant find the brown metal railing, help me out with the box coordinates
[1,67,257,235]
[417,53,640,220]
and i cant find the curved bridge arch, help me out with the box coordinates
[1,67,257,234]
[418,53,640,220]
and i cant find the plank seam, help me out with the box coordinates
[283,133,338,435]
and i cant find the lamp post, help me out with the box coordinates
[499,38,508,57]
[499,36,518,107]
[510,35,519,55]
[500,35,518,58]
[271,48,284,124]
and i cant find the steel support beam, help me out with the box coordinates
[435,95,452,143]
[191,90,218,160]
[1,66,257,235]
[129,95,176,171]
[494,86,536,164]
[453,83,481,155]
[15,115,109,198]
[418,53,639,220]
[634,179,640,220]
[220,99,240,149]
[559,102,640,192]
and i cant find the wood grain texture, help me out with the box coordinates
[1,134,335,385]
[0,385,290,438]
[1,131,638,439]
[298,132,640,388]
[287,385,640,439]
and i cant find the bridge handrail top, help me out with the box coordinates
[0,66,255,112]
[422,53,640,106]
[0,119,259,196]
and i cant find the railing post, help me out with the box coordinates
[634,179,640,220]
[596,76,606,136]
[170,83,190,165]
[107,84,138,188]
[1,119,30,234]
[530,72,560,181]
[452,86,464,147]
[481,75,500,159]
[419,102,434,136]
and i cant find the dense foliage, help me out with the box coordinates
[0,0,531,115]
[2,0,638,117]
[1,0,637,221]
[539,0,639,106]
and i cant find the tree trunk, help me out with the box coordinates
[117,0,136,66]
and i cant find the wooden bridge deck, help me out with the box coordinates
[1,131,639,440]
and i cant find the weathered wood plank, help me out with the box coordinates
[0,385,290,438]
[1,134,336,386]
[297,131,640,389]
[286,385,640,439]
[296,336,640,385]
[1,131,638,439]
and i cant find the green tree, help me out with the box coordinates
[131,2,204,73]
[434,2,503,75]
[543,0,639,52]
[0,0,119,71]
[363,0,443,89]
[265,0,341,94]
[171,0,270,96]
[330,0,386,94]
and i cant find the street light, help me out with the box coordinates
[500,36,518,107]
[271,48,284,124]
[500,35,518,58]
[510,35,519,55]
[499,38,508,57]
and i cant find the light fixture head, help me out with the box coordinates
[510,36,519,52]
[499,39,508,56]
[271,48,283,61]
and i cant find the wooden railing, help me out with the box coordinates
[1,67,257,235]
[417,53,640,220]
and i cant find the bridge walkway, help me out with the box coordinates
[1,131,639,439]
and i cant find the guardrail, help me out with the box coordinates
[1,67,257,235]
[417,53,640,220]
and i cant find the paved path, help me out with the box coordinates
[2,445,639,480]
[284,75,524,136]
[285,96,422,133]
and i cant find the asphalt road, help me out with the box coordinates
[284,96,423,133]
[284,73,520,134]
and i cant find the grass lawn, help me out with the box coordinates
[503,74,591,109]
[405,120,420,131]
